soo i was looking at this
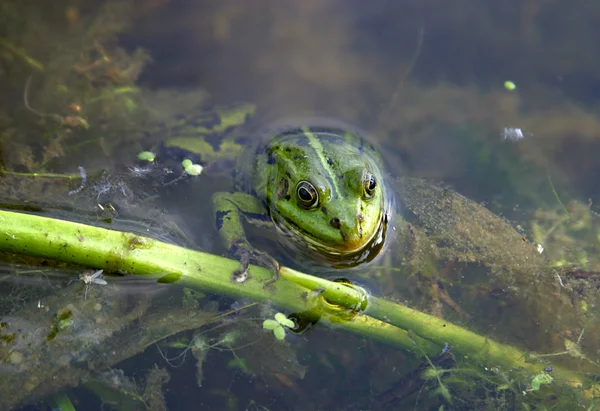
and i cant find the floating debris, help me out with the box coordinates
[503,127,524,141]
[127,165,154,177]
[68,166,87,196]
[68,103,81,113]
[92,173,133,201]
[62,115,90,129]
[81,269,107,285]
[441,342,451,354]
[537,244,544,254]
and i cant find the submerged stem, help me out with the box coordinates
[0,209,596,398]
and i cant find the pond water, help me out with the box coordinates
[2,1,600,410]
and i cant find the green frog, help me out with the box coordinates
[159,106,394,284]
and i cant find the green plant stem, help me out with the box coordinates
[0,169,82,180]
[0,209,595,395]
[280,267,593,393]
[548,174,571,217]
[0,38,45,72]
[0,209,432,356]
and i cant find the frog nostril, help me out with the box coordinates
[330,217,341,229]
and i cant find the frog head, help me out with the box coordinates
[263,128,392,268]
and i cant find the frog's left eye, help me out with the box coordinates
[364,172,377,198]
[296,181,319,209]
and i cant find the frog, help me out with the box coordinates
[158,106,394,285]
[156,103,593,345]
[215,123,394,283]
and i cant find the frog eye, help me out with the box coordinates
[364,172,377,198]
[296,181,319,209]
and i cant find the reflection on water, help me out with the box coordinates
[2,0,600,409]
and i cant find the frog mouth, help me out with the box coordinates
[273,209,390,266]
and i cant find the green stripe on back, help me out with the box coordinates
[302,127,343,200]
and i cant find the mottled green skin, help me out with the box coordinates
[214,125,393,279]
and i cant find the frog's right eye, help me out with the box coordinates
[363,172,377,198]
[296,181,319,209]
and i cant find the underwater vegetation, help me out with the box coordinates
[1,0,600,410]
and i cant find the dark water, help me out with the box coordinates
[3,1,600,410]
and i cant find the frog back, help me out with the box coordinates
[234,119,387,200]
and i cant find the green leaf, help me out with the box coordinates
[168,341,190,349]
[181,159,193,169]
[422,367,439,380]
[137,151,155,162]
[531,372,553,391]
[436,385,452,403]
[220,330,240,346]
[227,356,252,375]
[263,319,279,330]
[184,164,203,176]
[274,325,286,340]
[58,319,73,329]
[124,98,137,112]
[504,80,516,91]
[77,117,90,129]
[192,335,208,350]
[112,86,139,95]
[275,312,288,324]
[50,392,76,411]
[280,318,295,328]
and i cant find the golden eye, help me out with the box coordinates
[364,172,377,198]
[296,181,319,209]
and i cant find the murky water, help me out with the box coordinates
[2,1,600,410]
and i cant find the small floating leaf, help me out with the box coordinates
[263,319,279,330]
[274,313,288,324]
[273,325,286,340]
[184,164,203,176]
[138,151,156,162]
[181,158,203,176]
[282,319,295,328]
[504,80,516,91]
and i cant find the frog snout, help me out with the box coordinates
[329,217,341,229]
[329,215,365,250]
[330,216,361,234]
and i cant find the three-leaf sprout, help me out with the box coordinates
[263,312,295,340]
